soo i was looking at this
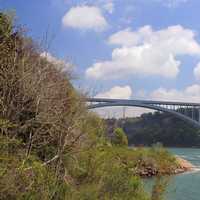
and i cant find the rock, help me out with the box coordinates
[137,156,194,178]
[175,156,195,173]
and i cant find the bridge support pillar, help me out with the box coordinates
[192,107,194,120]
[199,107,200,122]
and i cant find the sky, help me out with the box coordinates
[1,0,200,117]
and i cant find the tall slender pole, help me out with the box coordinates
[199,107,200,122]
[123,107,126,119]
[192,107,194,120]
[184,106,187,116]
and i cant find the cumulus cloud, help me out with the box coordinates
[194,62,200,80]
[150,84,200,102]
[103,2,114,13]
[41,52,64,65]
[93,106,152,118]
[92,84,200,117]
[94,85,152,118]
[86,25,200,79]
[62,5,108,31]
[40,52,72,71]
[95,85,132,99]
[83,0,114,14]
[155,0,189,7]
[92,83,200,118]
[108,28,140,46]
[94,84,200,118]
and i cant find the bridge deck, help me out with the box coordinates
[87,98,200,107]
[86,98,200,128]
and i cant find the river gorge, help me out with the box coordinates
[146,148,200,200]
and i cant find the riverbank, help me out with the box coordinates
[138,156,195,178]
[145,148,200,200]
[174,156,195,173]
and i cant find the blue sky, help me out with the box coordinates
[1,0,200,116]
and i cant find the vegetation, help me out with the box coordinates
[106,112,200,147]
[111,127,128,146]
[0,12,178,200]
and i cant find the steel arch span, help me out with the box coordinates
[86,98,200,129]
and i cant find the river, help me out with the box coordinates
[145,148,200,200]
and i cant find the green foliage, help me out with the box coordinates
[0,11,175,200]
[151,177,169,200]
[0,155,70,200]
[0,12,13,38]
[112,128,128,146]
[63,146,149,200]
[107,111,200,147]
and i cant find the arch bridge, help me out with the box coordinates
[87,98,200,128]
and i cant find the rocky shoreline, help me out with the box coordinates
[174,156,195,174]
[138,156,195,178]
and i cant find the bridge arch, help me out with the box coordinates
[88,102,200,128]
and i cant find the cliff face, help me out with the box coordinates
[105,112,200,147]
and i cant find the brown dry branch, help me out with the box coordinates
[0,13,88,182]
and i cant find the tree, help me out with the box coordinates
[112,128,128,146]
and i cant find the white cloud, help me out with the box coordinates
[95,85,132,99]
[92,84,200,118]
[93,106,152,118]
[62,5,108,31]
[103,2,114,13]
[40,52,72,71]
[41,52,63,65]
[150,84,200,102]
[156,0,189,7]
[194,62,200,80]
[92,84,200,117]
[86,25,200,79]
[108,28,140,46]
[86,0,114,14]
[94,85,152,118]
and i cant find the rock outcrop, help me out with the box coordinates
[138,156,195,178]
[175,156,195,174]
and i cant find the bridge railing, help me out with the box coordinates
[86,98,200,127]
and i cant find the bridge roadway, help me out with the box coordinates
[86,98,200,128]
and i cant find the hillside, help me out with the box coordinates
[105,112,200,147]
[0,12,182,200]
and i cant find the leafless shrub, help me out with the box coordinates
[0,13,88,177]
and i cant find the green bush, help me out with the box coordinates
[63,146,149,200]
[112,128,128,146]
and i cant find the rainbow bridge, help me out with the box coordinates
[87,98,200,128]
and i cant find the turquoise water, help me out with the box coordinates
[145,148,200,200]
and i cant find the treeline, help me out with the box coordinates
[106,111,200,147]
[0,12,179,200]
